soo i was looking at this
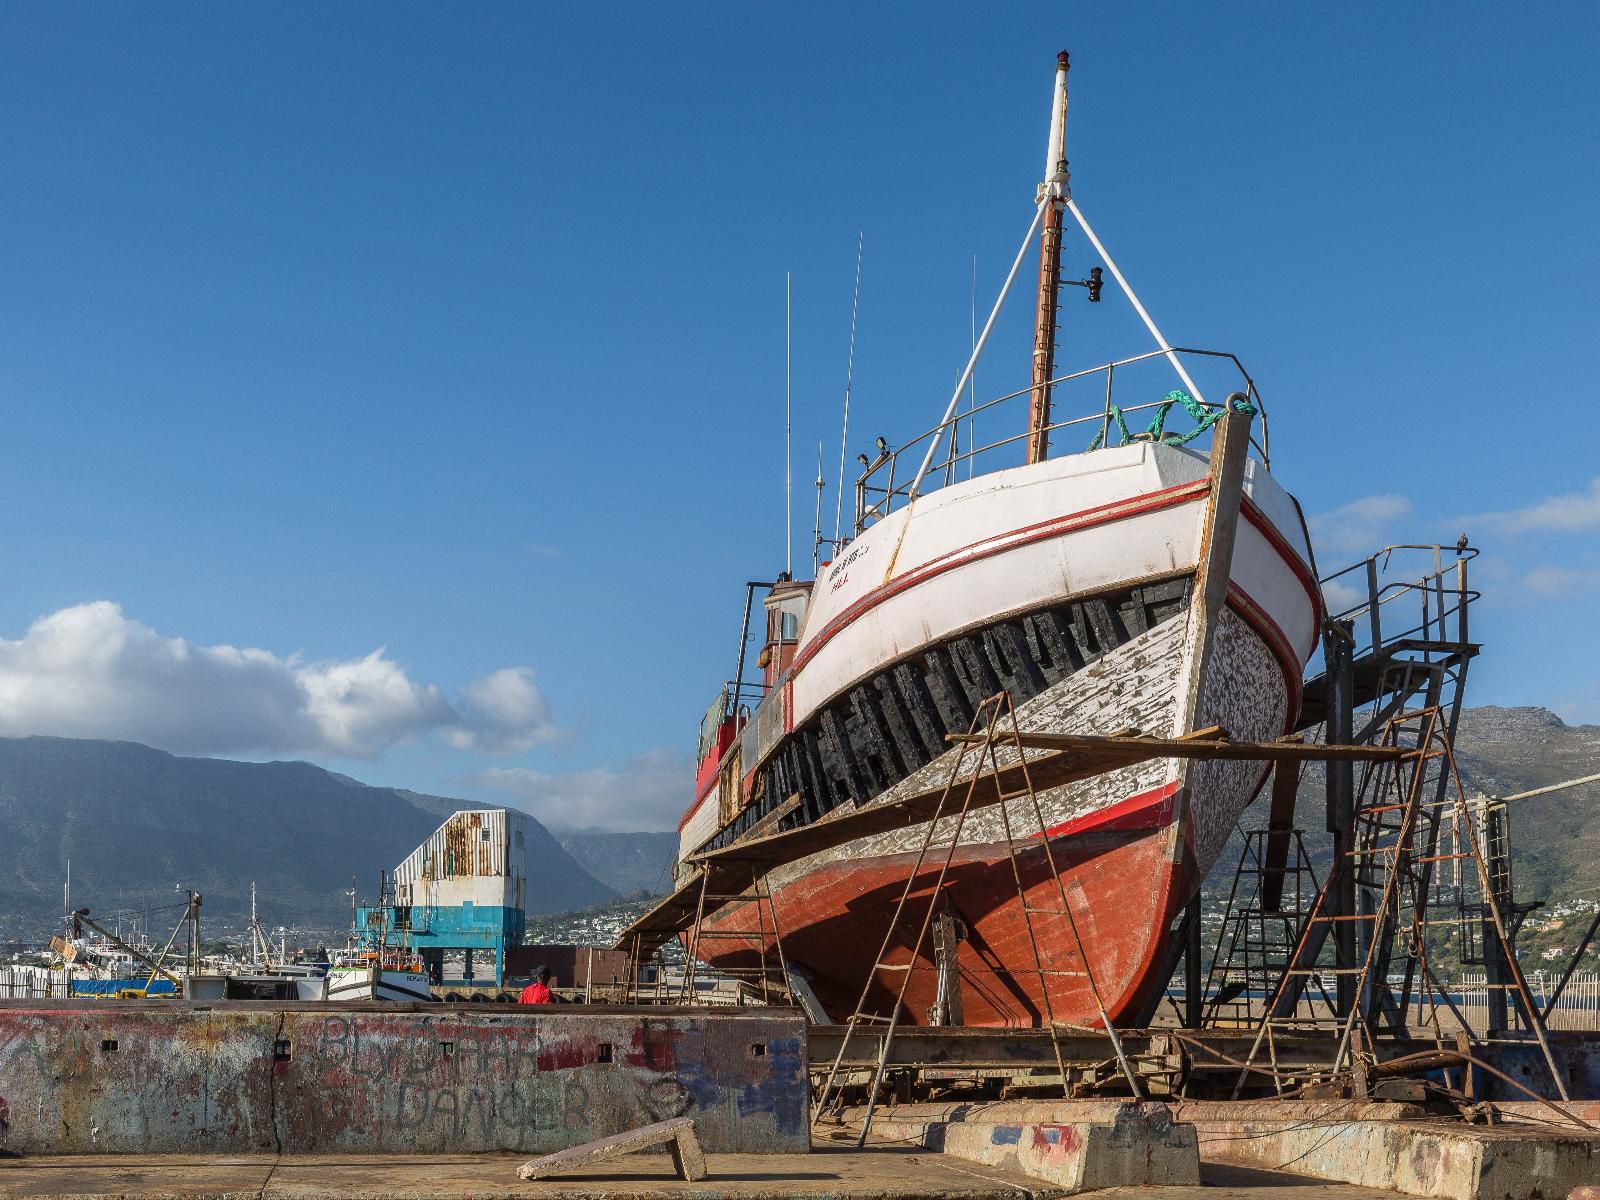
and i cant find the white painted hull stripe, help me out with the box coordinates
[791,476,1212,677]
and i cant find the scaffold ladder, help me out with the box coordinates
[678,867,790,1006]
[1232,708,1567,1100]
[811,691,1143,1144]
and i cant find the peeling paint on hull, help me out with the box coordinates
[695,607,1290,1027]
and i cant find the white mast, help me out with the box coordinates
[812,443,825,572]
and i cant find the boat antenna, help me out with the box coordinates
[785,270,793,577]
[968,253,977,480]
[812,442,825,572]
[1027,51,1071,464]
[832,232,864,546]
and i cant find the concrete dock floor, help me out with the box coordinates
[0,1149,1410,1199]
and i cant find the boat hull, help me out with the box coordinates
[679,438,1318,1027]
[692,596,1296,1026]
[699,813,1184,1027]
[326,967,433,1003]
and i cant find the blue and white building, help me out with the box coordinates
[357,808,529,986]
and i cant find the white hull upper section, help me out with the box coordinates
[792,443,1314,729]
[678,441,1319,865]
[679,781,722,862]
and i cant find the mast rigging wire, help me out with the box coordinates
[832,233,864,547]
[969,254,977,480]
[1064,198,1207,407]
[909,199,1047,499]
[785,271,792,576]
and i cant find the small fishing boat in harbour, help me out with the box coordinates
[325,950,433,1003]
[327,878,433,1002]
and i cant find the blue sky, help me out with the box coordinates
[1,4,1597,831]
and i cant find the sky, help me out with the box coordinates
[1,4,1597,833]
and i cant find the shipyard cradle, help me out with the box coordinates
[660,54,1322,1029]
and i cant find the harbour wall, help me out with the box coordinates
[0,1001,809,1156]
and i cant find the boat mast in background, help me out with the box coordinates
[812,442,824,573]
[785,271,793,577]
[832,234,864,549]
[1027,51,1071,465]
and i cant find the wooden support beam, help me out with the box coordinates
[517,1117,706,1182]
[948,731,1413,763]
[619,727,1412,957]
[1259,761,1302,914]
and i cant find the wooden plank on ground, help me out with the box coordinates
[517,1117,706,1181]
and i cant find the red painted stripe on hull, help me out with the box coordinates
[1238,496,1325,634]
[1037,779,1180,841]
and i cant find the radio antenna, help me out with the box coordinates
[785,270,793,576]
[812,442,825,572]
[969,254,977,479]
[833,233,864,545]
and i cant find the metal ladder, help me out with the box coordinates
[1232,708,1567,1099]
[679,868,790,1006]
[811,691,1142,1144]
[1202,828,1326,1028]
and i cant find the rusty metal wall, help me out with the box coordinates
[393,808,527,908]
[0,1001,807,1156]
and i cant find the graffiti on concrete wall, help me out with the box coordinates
[0,1005,809,1156]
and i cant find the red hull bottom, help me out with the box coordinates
[694,820,1190,1028]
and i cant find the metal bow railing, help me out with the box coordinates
[851,347,1268,534]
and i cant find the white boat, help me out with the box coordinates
[660,52,1321,1029]
[326,959,433,1003]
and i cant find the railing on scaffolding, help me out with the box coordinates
[1319,543,1480,660]
[852,347,1269,534]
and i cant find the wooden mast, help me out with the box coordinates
[1027,51,1071,465]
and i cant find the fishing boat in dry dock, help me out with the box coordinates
[658,53,1322,1029]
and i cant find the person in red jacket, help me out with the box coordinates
[518,965,554,1004]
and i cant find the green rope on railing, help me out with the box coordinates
[1088,390,1257,451]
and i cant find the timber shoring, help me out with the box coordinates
[618,732,1413,959]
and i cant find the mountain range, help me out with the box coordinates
[554,831,680,898]
[0,736,614,940]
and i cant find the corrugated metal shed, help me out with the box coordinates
[393,808,528,911]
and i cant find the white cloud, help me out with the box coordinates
[1321,579,1366,616]
[1469,478,1600,535]
[1308,494,1413,559]
[450,667,568,753]
[0,601,562,759]
[1522,565,1600,598]
[464,748,690,833]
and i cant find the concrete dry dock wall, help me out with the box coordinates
[857,1101,1201,1191]
[1174,1101,1600,1200]
[0,1001,809,1156]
